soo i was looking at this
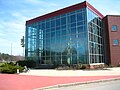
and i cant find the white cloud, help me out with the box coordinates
[0,21,24,34]
[0,12,26,55]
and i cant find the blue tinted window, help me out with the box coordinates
[56,27,60,31]
[46,33,50,38]
[56,19,60,26]
[46,22,50,28]
[113,39,119,45]
[77,26,84,33]
[51,37,55,43]
[71,23,76,27]
[43,33,46,39]
[71,27,76,34]
[61,14,66,17]
[77,21,83,26]
[46,29,50,33]
[82,12,86,20]
[61,29,66,35]
[56,30,60,37]
[51,28,55,32]
[61,25,66,29]
[77,13,83,21]
[71,35,76,41]
[46,39,50,45]
[51,20,55,27]
[70,14,76,23]
[41,23,45,29]
[61,17,66,25]
[51,32,55,38]
[112,25,117,31]
[78,46,85,55]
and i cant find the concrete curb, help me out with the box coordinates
[33,78,120,90]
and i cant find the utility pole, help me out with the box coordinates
[11,43,12,56]
[10,43,12,61]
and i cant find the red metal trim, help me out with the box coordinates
[86,2,104,19]
[26,1,104,25]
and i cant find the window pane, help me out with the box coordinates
[61,17,66,25]
[112,25,117,31]
[77,26,84,33]
[70,14,76,23]
[56,19,60,26]
[113,39,119,45]
[77,13,83,21]
[51,20,55,27]
[46,22,50,28]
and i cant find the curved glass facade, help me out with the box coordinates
[25,7,104,65]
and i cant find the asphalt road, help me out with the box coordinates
[48,80,120,90]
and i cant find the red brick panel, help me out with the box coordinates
[107,16,120,66]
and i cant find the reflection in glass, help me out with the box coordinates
[26,7,104,65]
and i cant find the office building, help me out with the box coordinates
[25,1,120,66]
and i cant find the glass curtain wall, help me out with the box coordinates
[26,8,88,65]
[87,8,104,64]
[25,26,40,63]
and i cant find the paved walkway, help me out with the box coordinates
[0,67,120,90]
[20,67,120,76]
[0,74,120,90]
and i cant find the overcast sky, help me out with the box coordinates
[0,0,120,55]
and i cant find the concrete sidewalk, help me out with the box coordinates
[20,67,120,76]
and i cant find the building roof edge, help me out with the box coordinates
[26,1,104,25]
[106,15,120,17]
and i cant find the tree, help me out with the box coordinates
[21,36,25,56]
[0,53,10,61]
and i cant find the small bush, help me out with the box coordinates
[17,60,36,68]
[0,62,24,74]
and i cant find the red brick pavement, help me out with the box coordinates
[0,74,120,90]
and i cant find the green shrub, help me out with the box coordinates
[0,62,24,74]
[17,60,36,68]
[0,62,5,66]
